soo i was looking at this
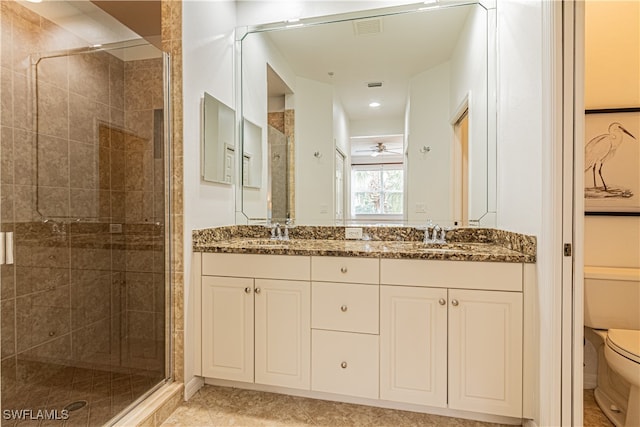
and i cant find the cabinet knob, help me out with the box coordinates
[438,298,446,306]
[340,267,348,273]
[451,299,459,306]
[244,287,252,294]
[255,288,261,294]
[340,361,348,369]
[340,305,348,312]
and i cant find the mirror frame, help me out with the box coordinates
[235,0,497,226]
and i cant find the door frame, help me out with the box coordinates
[540,1,584,425]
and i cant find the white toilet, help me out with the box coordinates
[584,266,640,427]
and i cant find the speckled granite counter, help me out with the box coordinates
[193,226,536,263]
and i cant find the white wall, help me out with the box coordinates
[496,1,545,425]
[182,0,237,388]
[584,1,640,269]
[295,77,335,224]
[450,4,489,222]
[406,62,452,224]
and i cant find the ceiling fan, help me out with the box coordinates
[355,142,403,157]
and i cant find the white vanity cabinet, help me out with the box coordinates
[200,253,311,390]
[379,285,448,407]
[196,251,531,423]
[310,256,380,399]
[379,259,524,418]
[447,288,522,417]
[201,275,254,382]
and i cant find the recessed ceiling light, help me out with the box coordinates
[369,102,381,108]
[423,0,438,4]
[25,0,43,3]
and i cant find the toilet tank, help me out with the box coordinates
[584,266,640,330]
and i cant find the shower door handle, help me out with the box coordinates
[0,232,4,265]
[4,232,13,265]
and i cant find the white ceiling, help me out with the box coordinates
[264,4,473,125]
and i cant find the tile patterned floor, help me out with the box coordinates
[162,385,514,427]
[164,386,618,427]
[583,389,614,427]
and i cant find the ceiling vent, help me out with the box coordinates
[367,82,383,88]
[353,18,383,36]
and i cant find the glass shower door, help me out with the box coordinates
[0,2,170,425]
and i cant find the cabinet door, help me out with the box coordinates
[201,276,254,382]
[380,286,447,407]
[448,289,523,417]
[254,279,311,390]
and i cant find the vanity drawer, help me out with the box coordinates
[312,282,379,334]
[311,330,379,399]
[202,253,310,281]
[380,259,522,292]
[311,256,379,284]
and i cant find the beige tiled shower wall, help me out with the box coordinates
[0,0,173,417]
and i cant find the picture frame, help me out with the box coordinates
[584,108,640,216]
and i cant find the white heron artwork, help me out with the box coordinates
[584,121,637,199]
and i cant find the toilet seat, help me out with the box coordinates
[607,329,640,364]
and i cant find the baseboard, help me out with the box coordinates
[113,382,183,427]
[583,373,597,389]
[185,376,205,400]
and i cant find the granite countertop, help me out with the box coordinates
[193,226,536,263]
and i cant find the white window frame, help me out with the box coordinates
[350,163,404,221]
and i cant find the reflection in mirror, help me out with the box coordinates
[202,92,235,184]
[242,119,263,189]
[238,1,496,226]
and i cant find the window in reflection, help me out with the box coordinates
[352,164,404,216]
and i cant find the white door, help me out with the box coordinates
[380,286,447,407]
[254,279,311,390]
[201,276,254,382]
[448,289,523,417]
[335,150,345,222]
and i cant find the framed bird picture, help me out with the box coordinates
[584,108,640,215]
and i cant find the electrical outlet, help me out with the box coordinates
[110,223,123,233]
[345,227,363,239]
[415,203,426,213]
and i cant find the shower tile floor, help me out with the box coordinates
[163,386,617,426]
[1,364,161,427]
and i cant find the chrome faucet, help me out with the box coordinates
[270,223,281,240]
[282,219,292,241]
[424,223,448,244]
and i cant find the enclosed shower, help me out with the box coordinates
[0,1,171,425]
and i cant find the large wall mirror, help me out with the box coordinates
[237,0,496,227]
